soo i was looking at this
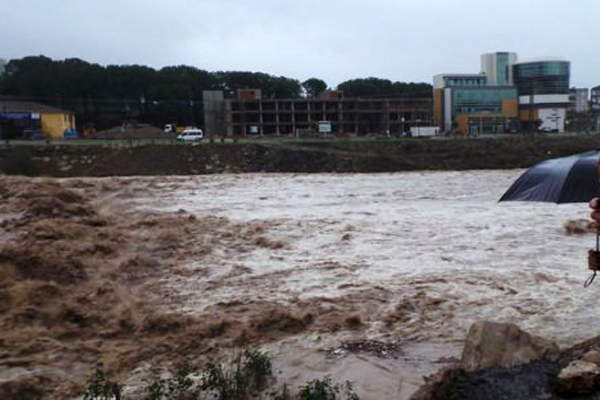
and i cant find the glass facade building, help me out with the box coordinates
[452,87,517,114]
[434,53,570,134]
[452,87,519,134]
[433,74,487,89]
[443,76,487,87]
[496,53,510,85]
[513,61,570,96]
[513,59,570,132]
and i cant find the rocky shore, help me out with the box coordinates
[411,321,600,400]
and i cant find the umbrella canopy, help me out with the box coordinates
[499,150,600,204]
[500,150,600,287]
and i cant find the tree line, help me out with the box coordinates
[0,55,432,130]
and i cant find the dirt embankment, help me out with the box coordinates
[2,136,600,177]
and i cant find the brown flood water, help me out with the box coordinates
[0,172,594,399]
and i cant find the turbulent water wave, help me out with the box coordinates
[146,171,597,344]
[142,171,600,398]
[1,171,597,399]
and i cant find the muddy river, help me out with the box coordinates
[1,170,598,399]
[129,170,599,398]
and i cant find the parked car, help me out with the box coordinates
[176,127,203,141]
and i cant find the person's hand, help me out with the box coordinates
[589,198,600,271]
[590,197,600,226]
[590,249,600,271]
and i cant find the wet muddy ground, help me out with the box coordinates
[0,171,598,399]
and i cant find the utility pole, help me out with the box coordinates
[190,99,195,126]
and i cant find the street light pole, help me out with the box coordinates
[529,79,538,135]
[190,99,195,126]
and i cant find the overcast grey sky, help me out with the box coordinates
[1,0,598,88]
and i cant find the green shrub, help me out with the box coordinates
[82,362,122,400]
[142,349,273,400]
[84,350,359,400]
[297,379,359,400]
[201,349,273,400]
[143,362,200,400]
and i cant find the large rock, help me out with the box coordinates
[461,321,560,371]
[564,219,597,235]
[555,360,600,395]
[581,349,600,367]
[408,366,465,400]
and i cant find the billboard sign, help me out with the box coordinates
[318,121,332,134]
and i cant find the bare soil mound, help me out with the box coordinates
[89,124,167,140]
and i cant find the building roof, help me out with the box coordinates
[434,73,486,78]
[513,57,568,65]
[0,98,75,114]
[450,85,517,91]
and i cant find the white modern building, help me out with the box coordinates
[481,52,518,86]
[434,53,571,134]
[513,58,571,132]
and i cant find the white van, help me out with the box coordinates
[176,127,203,141]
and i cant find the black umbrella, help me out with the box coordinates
[499,149,600,286]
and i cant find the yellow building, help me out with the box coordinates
[0,99,76,139]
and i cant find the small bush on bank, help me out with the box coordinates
[297,379,359,400]
[143,362,200,400]
[200,349,273,400]
[83,362,122,400]
[82,350,359,400]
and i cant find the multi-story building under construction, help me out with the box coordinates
[203,89,433,137]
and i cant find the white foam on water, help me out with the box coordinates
[137,170,600,399]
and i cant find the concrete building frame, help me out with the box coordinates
[204,90,433,137]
